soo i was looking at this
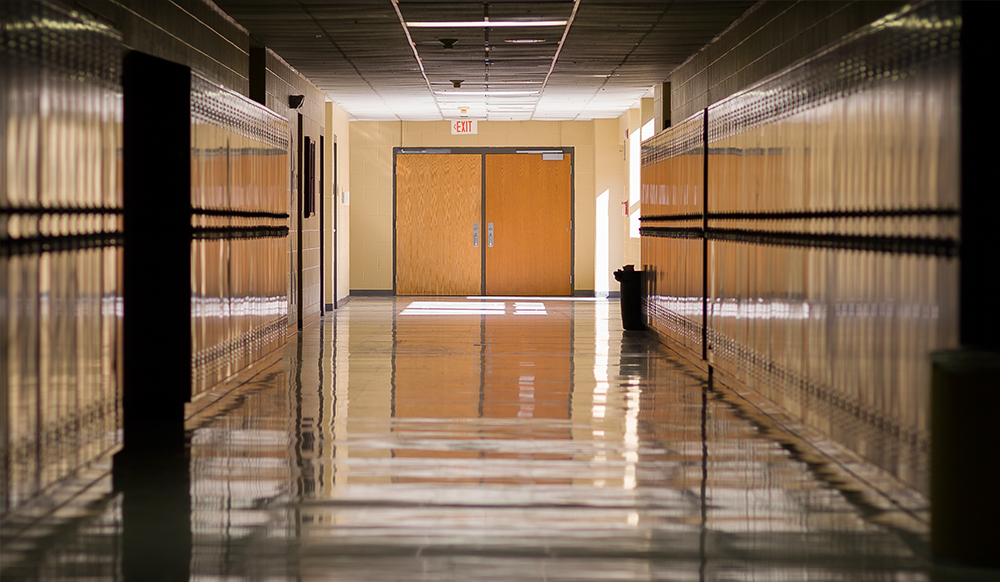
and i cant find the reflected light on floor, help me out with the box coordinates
[400,300,506,315]
[400,300,550,316]
[2,297,937,582]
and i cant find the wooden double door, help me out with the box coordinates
[396,151,573,296]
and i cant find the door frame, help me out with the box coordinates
[296,112,304,329]
[322,135,340,312]
[392,146,576,296]
[331,137,338,309]
[319,134,325,316]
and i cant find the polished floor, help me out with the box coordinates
[5,297,993,581]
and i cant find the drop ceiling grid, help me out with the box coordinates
[213,0,756,121]
[402,1,569,119]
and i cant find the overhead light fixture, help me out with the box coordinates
[439,38,458,49]
[450,79,464,88]
[434,90,539,96]
[407,20,567,28]
[505,39,546,44]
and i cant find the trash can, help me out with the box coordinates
[614,264,646,330]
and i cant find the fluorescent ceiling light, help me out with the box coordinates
[407,20,567,28]
[434,91,539,96]
[505,39,546,44]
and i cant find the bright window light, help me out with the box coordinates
[640,118,655,141]
[596,189,609,294]
[629,128,640,206]
[398,300,553,316]
[400,309,504,315]
[400,301,507,316]
[467,296,608,302]
[406,301,505,310]
[514,302,547,315]
[629,125,641,238]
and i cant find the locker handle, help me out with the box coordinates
[473,223,480,247]
[487,222,494,247]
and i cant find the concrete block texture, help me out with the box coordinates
[670,0,906,122]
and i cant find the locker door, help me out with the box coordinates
[484,154,572,296]
[396,154,482,295]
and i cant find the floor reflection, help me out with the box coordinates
[2,297,951,581]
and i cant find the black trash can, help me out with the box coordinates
[614,265,646,330]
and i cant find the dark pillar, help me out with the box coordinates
[116,51,191,466]
[250,46,267,106]
[119,449,192,582]
[959,3,1000,350]
[930,2,1000,569]
[114,51,193,581]
[931,352,1000,568]
[660,82,671,130]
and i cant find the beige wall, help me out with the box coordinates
[653,82,670,132]
[640,97,655,127]
[349,120,632,294]
[350,122,399,291]
[325,101,351,306]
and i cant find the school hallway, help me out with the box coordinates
[6,297,969,581]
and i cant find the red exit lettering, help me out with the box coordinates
[451,119,477,135]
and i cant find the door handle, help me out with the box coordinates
[473,223,480,247]
[487,222,494,247]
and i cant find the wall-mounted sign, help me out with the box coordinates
[451,119,478,135]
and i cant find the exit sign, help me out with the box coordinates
[451,119,477,135]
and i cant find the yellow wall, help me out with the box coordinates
[349,120,632,294]
[349,121,399,290]
[325,101,351,305]
[641,97,655,127]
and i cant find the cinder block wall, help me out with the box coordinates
[670,0,906,121]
